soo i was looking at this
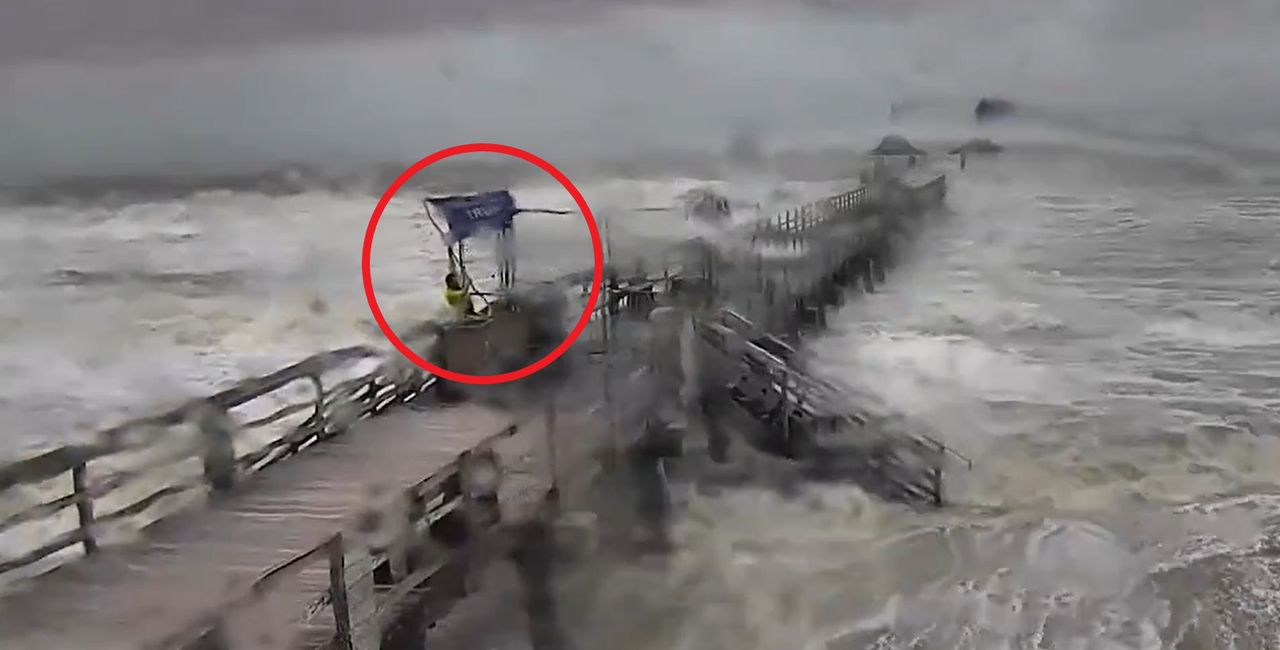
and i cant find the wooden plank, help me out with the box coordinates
[72,463,98,555]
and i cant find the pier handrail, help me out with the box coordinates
[0,283,621,580]
[0,345,430,578]
[149,423,521,650]
[748,185,871,245]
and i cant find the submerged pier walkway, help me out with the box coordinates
[0,171,948,650]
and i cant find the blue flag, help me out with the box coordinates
[427,191,518,244]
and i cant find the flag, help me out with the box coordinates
[427,190,518,244]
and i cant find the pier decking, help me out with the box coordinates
[0,406,514,648]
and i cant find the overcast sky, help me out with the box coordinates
[1,0,1278,181]
[1,0,922,64]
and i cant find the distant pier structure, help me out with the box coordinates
[867,134,927,180]
[0,151,961,650]
[949,138,1004,169]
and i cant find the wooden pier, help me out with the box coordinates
[0,170,950,650]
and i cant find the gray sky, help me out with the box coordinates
[0,0,589,63]
[2,0,1278,182]
[1,0,914,64]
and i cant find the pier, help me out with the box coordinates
[0,169,955,649]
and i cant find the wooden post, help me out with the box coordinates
[194,403,237,493]
[71,462,97,555]
[511,516,567,650]
[701,392,730,464]
[779,372,791,453]
[456,449,500,599]
[497,225,516,290]
[328,534,353,650]
[602,278,622,464]
[367,376,383,414]
[384,493,414,584]
[544,401,560,508]
[308,374,327,436]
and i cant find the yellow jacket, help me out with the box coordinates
[445,284,471,317]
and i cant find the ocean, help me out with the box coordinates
[617,149,1280,649]
[2,135,1279,647]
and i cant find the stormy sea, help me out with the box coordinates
[8,129,1279,649]
[6,0,1280,646]
[574,149,1280,650]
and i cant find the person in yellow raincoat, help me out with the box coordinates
[444,270,473,319]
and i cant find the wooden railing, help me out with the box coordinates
[147,284,663,649]
[750,185,870,245]
[0,284,624,582]
[150,423,520,650]
[0,344,439,579]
